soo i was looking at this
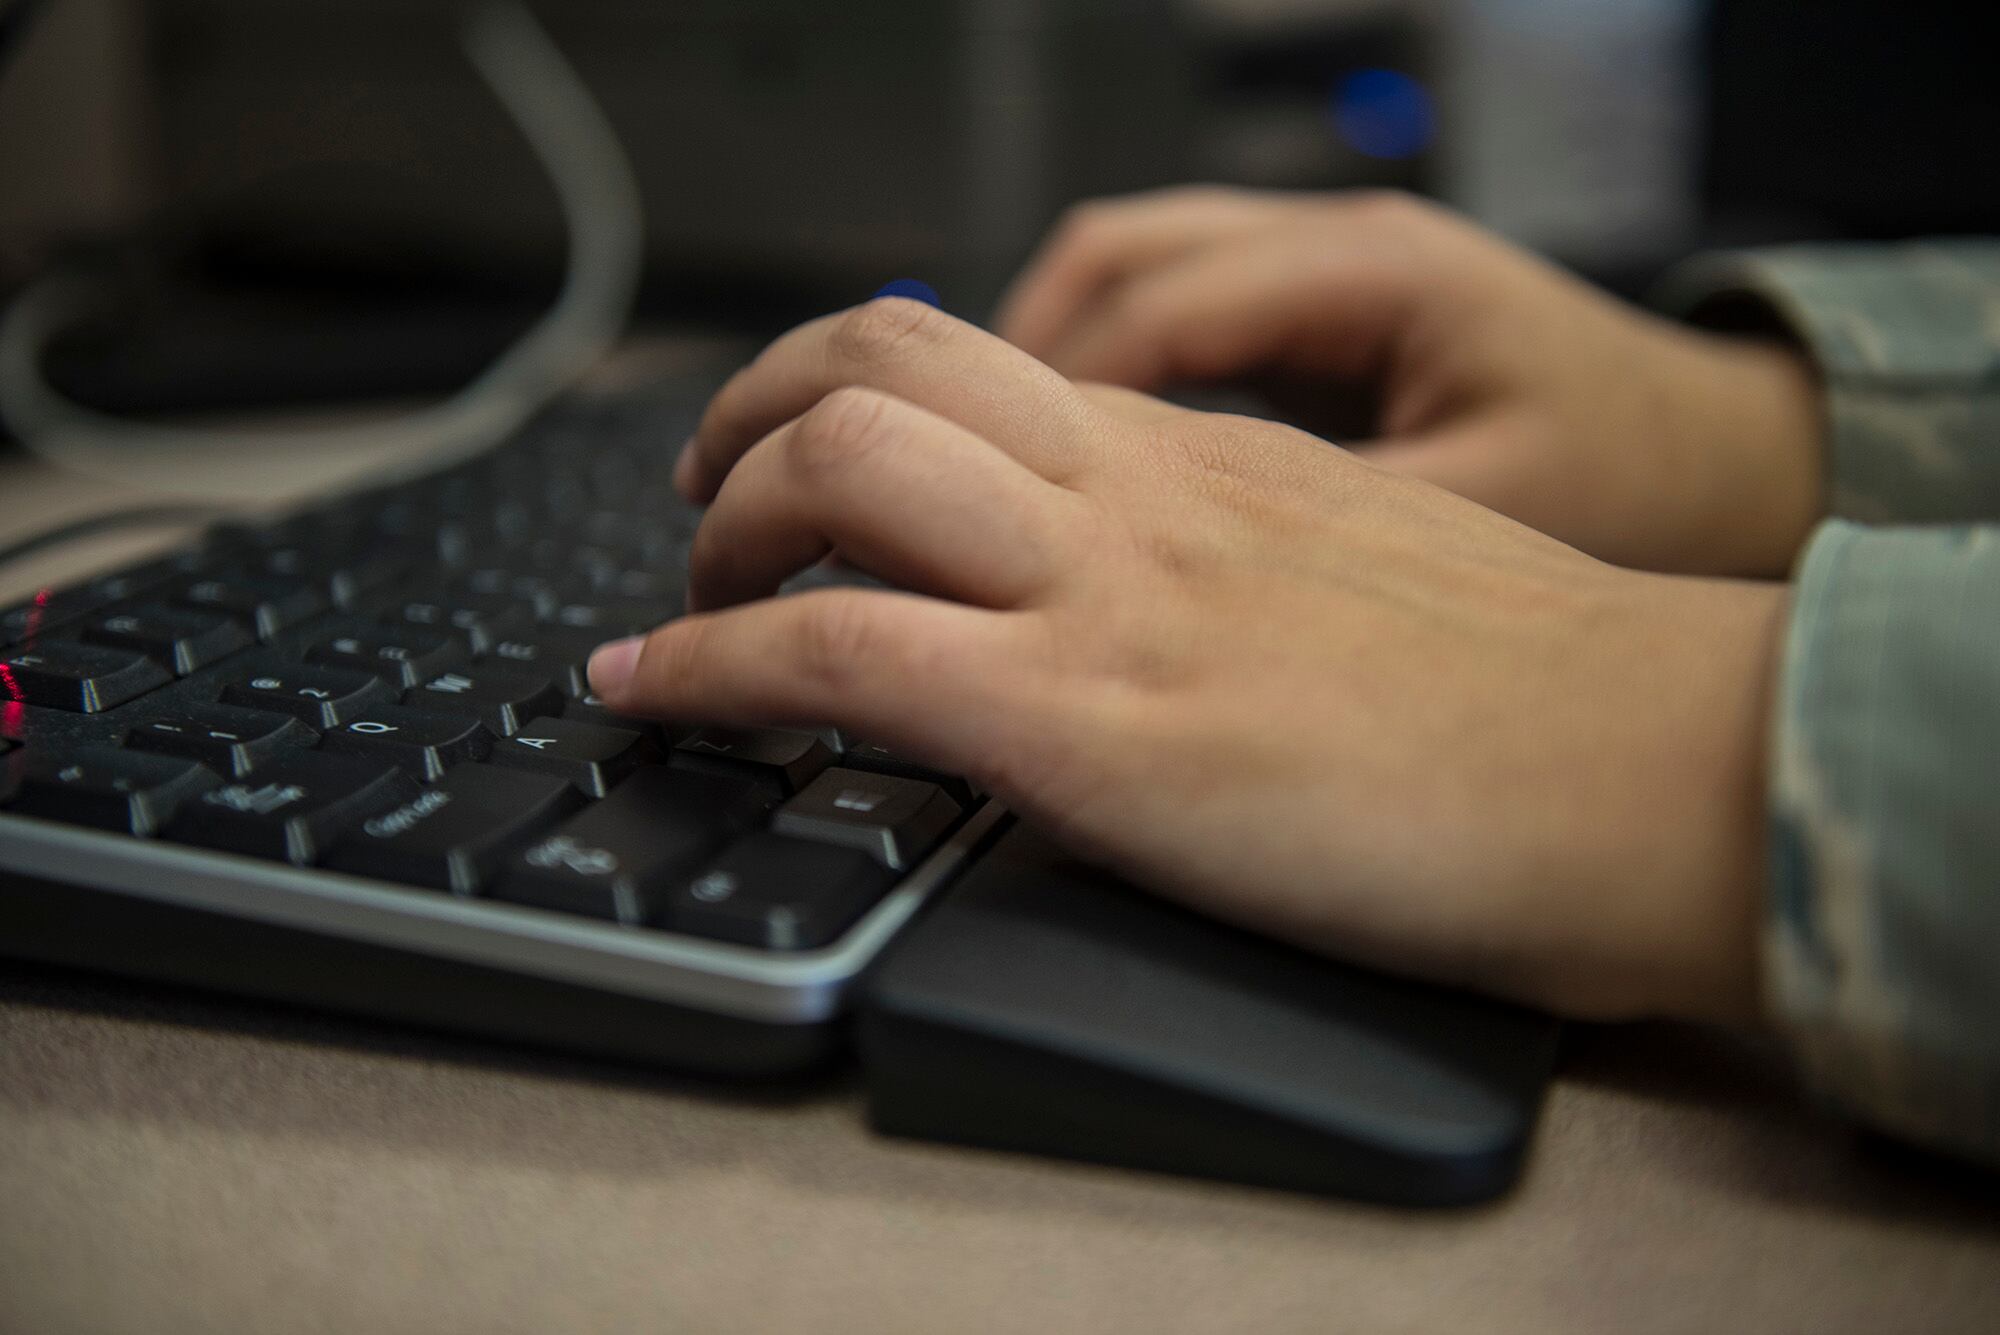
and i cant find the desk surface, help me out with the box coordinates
[3,426,1998,1335]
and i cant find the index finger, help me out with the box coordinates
[994,187,1302,357]
[676,297,1090,503]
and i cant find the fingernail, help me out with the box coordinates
[587,635,644,697]
[672,442,699,496]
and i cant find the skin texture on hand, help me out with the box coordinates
[598,297,1790,1024]
[995,187,1827,579]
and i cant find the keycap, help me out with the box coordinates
[487,716,654,797]
[772,768,962,870]
[540,599,682,635]
[305,625,463,688]
[126,702,319,776]
[672,727,834,799]
[659,834,895,949]
[0,641,172,713]
[375,593,519,651]
[257,547,405,608]
[220,665,395,728]
[80,604,255,676]
[325,763,580,892]
[173,574,329,638]
[460,568,560,614]
[320,705,494,780]
[404,667,564,737]
[1,589,117,645]
[9,746,220,834]
[491,766,767,922]
[167,752,418,864]
[476,627,607,695]
[839,741,981,809]
[562,690,673,740]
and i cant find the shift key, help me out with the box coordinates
[492,767,767,923]
[326,764,579,893]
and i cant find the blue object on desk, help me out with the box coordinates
[872,279,943,309]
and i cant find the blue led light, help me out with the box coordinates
[1330,68,1436,161]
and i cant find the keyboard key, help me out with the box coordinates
[10,746,220,834]
[220,665,395,728]
[305,625,463,687]
[320,705,493,780]
[173,574,329,639]
[477,628,606,695]
[167,752,418,864]
[1,589,117,645]
[256,547,405,609]
[0,641,172,713]
[326,763,580,892]
[80,604,255,676]
[460,568,560,613]
[491,766,767,922]
[562,691,673,740]
[772,768,962,870]
[404,667,563,737]
[659,834,895,949]
[540,599,682,635]
[376,594,517,651]
[487,716,654,797]
[125,703,319,777]
[840,741,981,808]
[672,727,834,799]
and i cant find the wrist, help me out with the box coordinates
[1638,576,1790,1024]
[1687,335,1827,577]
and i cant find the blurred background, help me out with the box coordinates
[0,0,1994,425]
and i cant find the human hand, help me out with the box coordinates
[997,187,1825,578]
[598,299,1789,1023]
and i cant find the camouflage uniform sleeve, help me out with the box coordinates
[1768,521,2000,1164]
[1658,244,2000,1164]
[1658,240,2000,522]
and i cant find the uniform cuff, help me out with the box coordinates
[1658,244,2000,524]
[1769,519,2000,1163]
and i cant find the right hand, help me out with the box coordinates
[996,187,1826,578]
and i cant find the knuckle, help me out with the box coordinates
[787,386,897,477]
[1340,187,1431,228]
[831,296,946,366]
[1051,198,1117,248]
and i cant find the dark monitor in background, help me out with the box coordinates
[1703,0,2000,246]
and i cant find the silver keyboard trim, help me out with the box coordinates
[0,799,1007,1025]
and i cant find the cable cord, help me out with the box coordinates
[0,0,644,502]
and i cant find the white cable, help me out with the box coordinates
[0,0,643,501]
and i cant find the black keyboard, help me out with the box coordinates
[0,389,1003,1074]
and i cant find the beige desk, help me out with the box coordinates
[2,436,1997,1335]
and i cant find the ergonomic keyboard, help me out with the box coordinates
[0,384,1562,1203]
[0,388,1003,1074]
